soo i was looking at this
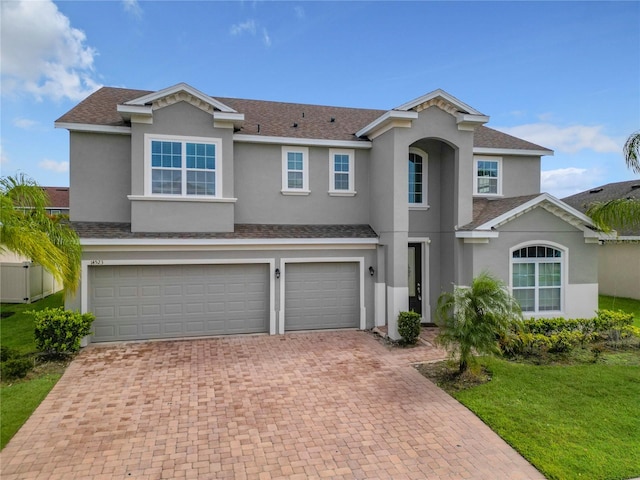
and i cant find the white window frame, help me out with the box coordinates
[473,156,502,197]
[145,134,222,198]
[509,241,567,315]
[281,146,310,195]
[328,148,356,196]
[409,147,428,208]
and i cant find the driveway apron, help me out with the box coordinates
[0,331,544,479]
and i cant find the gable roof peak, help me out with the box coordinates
[122,82,237,113]
[395,89,485,116]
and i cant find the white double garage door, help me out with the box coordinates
[90,262,361,342]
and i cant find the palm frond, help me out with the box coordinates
[623,131,640,174]
[586,198,640,232]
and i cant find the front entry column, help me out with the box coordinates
[383,231,409,340]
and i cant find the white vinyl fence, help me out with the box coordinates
[1,262,62,303]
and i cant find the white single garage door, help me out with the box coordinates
[285,262,359,331]
[90,264,269,342]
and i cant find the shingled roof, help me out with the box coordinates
[71,222,378,240]
[42,187,69,209]
[56,86,551,152]
[459,195,541,231]
[563,179,640,236]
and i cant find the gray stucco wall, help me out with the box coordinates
[501,155,541,197]
[233,143,371,224]
[69,132,131,223]
[468,207,598,285]
[129,101,236,232]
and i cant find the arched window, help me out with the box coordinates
[511,245,563,313]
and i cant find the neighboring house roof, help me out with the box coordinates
[55,86,551,152]
[42,187,69,210]
[563,179,640,236]
[458,193,599,241]
[71,222,378,241]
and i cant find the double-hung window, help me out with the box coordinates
[149,136,220,197]
[281,147,309,194]
[474,156,502,196]
[409,149,428,206]
[512,245,563,313]
[329,149,355,195]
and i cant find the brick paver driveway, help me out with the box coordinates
[1,331,543,479]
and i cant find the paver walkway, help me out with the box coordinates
[0,330,544,479]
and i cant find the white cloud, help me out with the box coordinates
[541,167,603,198]
[0,0,101,102]
[262,28,271,47]
[122,0,142,18]
[39,159,69,173]
[13,118,40,129]
[230,20,257,36]
[496,123,620,154]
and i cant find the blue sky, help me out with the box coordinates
[1,0,638,198]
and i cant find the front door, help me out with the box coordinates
[408,243,422,315]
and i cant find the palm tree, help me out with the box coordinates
[0,174,81,293]
[435,271,522,373]
[586,131,640,231]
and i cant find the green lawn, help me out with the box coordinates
[1,292,65,449]
[599,295,640,327]
[455,355,640,480]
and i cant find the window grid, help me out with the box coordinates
[287,152,304,189]
[151,140,217,196]
[334,154,350,190]
[476,159,500,195]
[512,246,562,313]
[409,153,423,204]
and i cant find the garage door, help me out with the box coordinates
[90,264,269,342]
[285,262,359,331]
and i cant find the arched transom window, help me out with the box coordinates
[512,245,563,313]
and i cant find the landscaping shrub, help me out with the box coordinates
[32,308,95,355]
[0,357,33,381]
[398,311,421,345]
[0,346,18,363]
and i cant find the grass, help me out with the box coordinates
[599,294,640,327]
[453,354,640,480]
[1,292,65,449]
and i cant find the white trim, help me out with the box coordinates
[80,238,379,247]
[81,258,276,336]
[455,231,500,239]
[144,133,222,198]
[509,241,568,315]
[374,282,386,327]
[408,237,431,323]
[473,147,554,157]
[117,104,153,116]
[395,89,485,116]
[329,148,356,194]
[128,195,237,203]
[474,193,596,231]
[386,286,409,340]
[54,122,132,135]
[123,83,237,113]
[281,146,309,193]
[473,156,503,197]
[234,134,372,149]
[278,257,367,334]
[456,113,490,131]
[355,111,418,138]
[409,147,428,207]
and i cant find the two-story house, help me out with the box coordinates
[56,83,600,343]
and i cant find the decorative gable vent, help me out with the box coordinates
[412,97,460,116]
[153,91,216,114]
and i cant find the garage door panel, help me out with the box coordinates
[90,264,269,342]
[285,262,359,331]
